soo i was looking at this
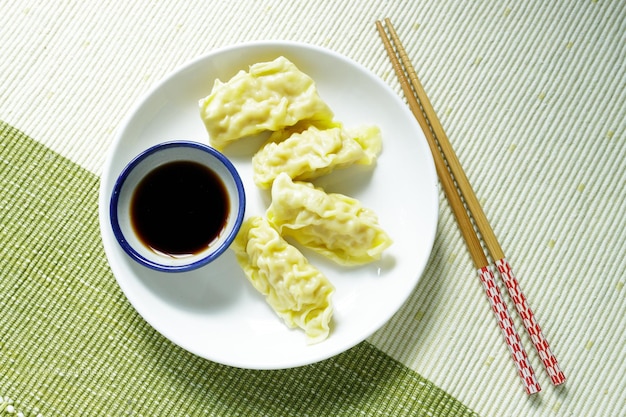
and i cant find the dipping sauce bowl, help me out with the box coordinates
[110,140,246,272]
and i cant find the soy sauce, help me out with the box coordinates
[131,161,229,257]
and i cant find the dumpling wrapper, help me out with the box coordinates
[199,56,334,150]
[252,124,383,189]
[231,216,334,344]
[267,173,392,266]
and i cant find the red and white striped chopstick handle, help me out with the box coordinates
[495,258,566,385]
[477,266,541,394]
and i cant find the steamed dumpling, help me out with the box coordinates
[199,57,334,150]
[231,216,334,344]
[266,173,392,266]
[252,124,382,189]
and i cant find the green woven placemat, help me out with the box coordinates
[0,120,478,416]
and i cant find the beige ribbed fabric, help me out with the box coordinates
[1,1,624,416]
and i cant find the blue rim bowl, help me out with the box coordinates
[110,140,246,272]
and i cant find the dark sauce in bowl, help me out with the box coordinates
[131,160,229,257]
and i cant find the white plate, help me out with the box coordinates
[98,41,439,369]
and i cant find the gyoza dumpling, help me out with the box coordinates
[231,216,334,344]
[266,173,392,266]
[199,57,334,150]
[252,124,383,189]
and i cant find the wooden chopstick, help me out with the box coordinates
[375,18,539,395]
[378,18,565,388]
[376,18,566,393]
[379,16,566,388]
[379,21,565,384]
